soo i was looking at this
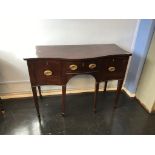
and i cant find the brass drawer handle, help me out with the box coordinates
[69,64,78,71]
[108,66,116,72]
[89,63,96,69]
[44,70,53,76]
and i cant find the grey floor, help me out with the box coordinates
[0,92,155,135]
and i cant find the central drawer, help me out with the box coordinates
[63,59,99,74]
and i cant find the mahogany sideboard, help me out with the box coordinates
[24,44,131,120]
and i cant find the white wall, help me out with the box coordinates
[0,19,138,95]
[136,31,155,113]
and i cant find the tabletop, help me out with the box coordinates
[25,44,131,60]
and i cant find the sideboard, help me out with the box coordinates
[24,44,131,120]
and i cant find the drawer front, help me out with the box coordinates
[83,60,100,72]
[64,61,83,73]
[31,60,62,85]
[102,57,128,80]
[63,59,99,74]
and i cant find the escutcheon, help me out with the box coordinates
[108,66,116,72]
[44,70,53,76]
[69,64,78,71]
[89,63,96,69]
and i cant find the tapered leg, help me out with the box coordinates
[114,80,123,109]
[0,97,5,114]
[61,85,66,116]
[38,86,42,99]
[104,81,108,92]
[31,86,41,121]
[93,82,99,113]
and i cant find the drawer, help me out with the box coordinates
[83,60,99,72]
[63,59,99,74]
[64,61,83,73]
[102,57,128,79]
[32,60,62,85]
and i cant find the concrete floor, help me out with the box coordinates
[0,92,155,135]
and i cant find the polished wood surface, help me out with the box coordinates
[93,82,99,113]
[25,44,131,60]
[0,97,5,115]
[38,86,42,99]
[25,44,131,118]
[104,81,108,92]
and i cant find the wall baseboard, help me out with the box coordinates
[0,87,117,99]
[122,87,136,98]
[124,89,152,114]
[1,87,134,99]
[0,86,135,99]
[151,108,155,114]
[134,97,151,114]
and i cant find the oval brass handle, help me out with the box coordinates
[69,64,78,71]
[108,66,116,72]
[89,63,96,69]
[44,70,52,76]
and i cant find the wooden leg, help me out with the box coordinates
[104,81,108,92]
[93,82,99,113]
[38,86,42,99]
[0,97,5,114]
[61,85,66,116]
[114,80,123,109]
[31,86,41,121]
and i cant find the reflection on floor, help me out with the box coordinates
[0,92,155,135]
